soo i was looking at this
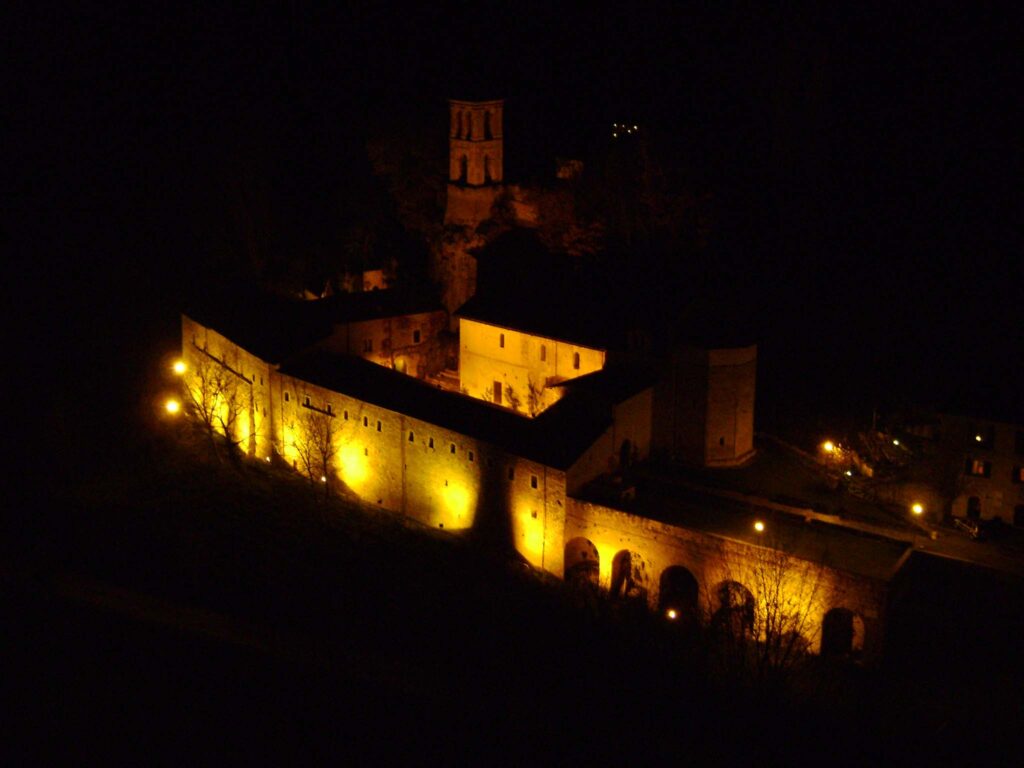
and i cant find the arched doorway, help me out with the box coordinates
[564,538,599,588]
[712,581,755,639]
[658,566,699,620]
[610,550,649,602]
[821,608,865,658]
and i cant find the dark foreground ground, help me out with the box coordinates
[7,424,1024,766]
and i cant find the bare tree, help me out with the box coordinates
[527,376,545,418]
[289,407,338,498]
[183,351,253,462]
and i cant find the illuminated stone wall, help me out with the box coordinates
[459,318,606,415]
[566,499,887,660]
[316,310,447,378]
[181,315,275,461]
[270,370,567,573]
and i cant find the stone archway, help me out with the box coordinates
[610,550,650,601]
[821,608,865,658]
[564,537,600,588]
[712,580,755,638]
[658,566,699,620]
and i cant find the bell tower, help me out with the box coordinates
[445,99,504,226]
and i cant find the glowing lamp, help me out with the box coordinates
[320,475,327,483]
[822,441,835,453]
[172,360,186,375]
[754,521,765,533]
[911,503,924,516]
[666,609,678,620]
[892,439,900,446]
[975,435,982,442]
[845,470,853,477]
[164,399,180,414]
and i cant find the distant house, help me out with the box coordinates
[939,412,1024,525]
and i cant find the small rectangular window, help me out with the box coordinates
[531,475,538,489]
[284,392,290,402]
[493,381,502,405]
[966,458,991,478]
[376,420,382,432]
[344,410,349,420]
[573,351,580,370]
[409,431,415,442]
[499,333,505,348]
[429,437,434,449]
[413,330,421,344]
[540,344,546,362]
[450,443,456,454]
[303,395,311,406]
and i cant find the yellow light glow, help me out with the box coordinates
[754,521,765,533]
[892,439,900,446]
[822,441,835,453]
[844,470,853,477]
[441,482,476,529]
[320,475,327,483]
[172,360,186,375]
[911,503,924,515]
[164,398,181,414]
[975,434,982,442]
[666,609,678,620]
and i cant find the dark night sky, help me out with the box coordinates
[11,3,1022,443]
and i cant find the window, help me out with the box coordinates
[363,416,369,427]
[493,381,502,405]
[343,410,349,420]
[499,333,505,348]
[363,338,373,353]
[450,443,456,454]
[530,475,538,489]
[966,458,991,478]
[409,431,415,442]
[260,376,264,385]
[1013,466,1024,484]
[573,351,580,370]
[468,450,474,462]
[413,330,421,344]
[303,395,311,406]
[376,420,382,432]
[429,437,434,449]
[540,344,546,362]
[284,392,290,402]
[326,404,332,415]
[971,426,995,450]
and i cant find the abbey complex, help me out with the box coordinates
[181,99,912,662]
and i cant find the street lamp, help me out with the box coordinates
[911,502,924,516]
[164,398,181,415]
[754,520,765,533]
[172,360,186,375]
[822,440,835,454]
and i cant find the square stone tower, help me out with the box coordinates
[445,99,504,227]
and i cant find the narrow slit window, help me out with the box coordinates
[499,333,505,348]
[409,431,415,442]
[450,443,456,454]
[363,416,369,427]
[531,475,538,489]
[284,392,290,402]
[573,351,580,370]
[376,420,382,432]
[540,344,546,362]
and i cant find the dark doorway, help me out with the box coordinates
[659,566,699,619]
[967,496,982,520]
[821,608,855,656]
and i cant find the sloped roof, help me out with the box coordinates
[278,351,612,469]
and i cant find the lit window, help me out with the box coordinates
[966,459,991,478]
[499,333,505,348]
[531,475,538,489]
[284,392,290,402]
[413,330,421,344]
[326,404,332,414]
[429,437,434,449]
[343,410,349,420]
[573,351,580,370]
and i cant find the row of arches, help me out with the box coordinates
[563,537,865,658]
